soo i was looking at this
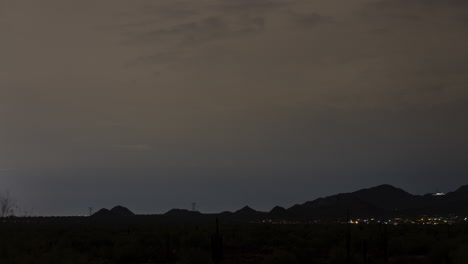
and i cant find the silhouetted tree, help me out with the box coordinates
[0,190,16,217]
[383,223,389,262]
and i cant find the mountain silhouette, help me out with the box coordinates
[351,184,414,210]
[446,185,468,200]
[269,206,288,217]
[164,209,202,217]
[234,206,260,215]
[287,193,381,219]
[110,206,135,216]
[92,206,134,217]
[92,208,112,217]
[284,184,468,219]
[90,185,468,221]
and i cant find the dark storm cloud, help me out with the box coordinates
[290,12,332,28]
[136,16,265,45]
[127,52,182,68]
[140,3,200,18]
[216,0,290,12]
[369,0,468,8]
[363,0,468,21]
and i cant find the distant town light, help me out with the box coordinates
[432,192,445,196]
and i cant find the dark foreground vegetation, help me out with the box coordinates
[1,218,468,264]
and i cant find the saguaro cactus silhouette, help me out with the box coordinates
[383,223,389,262]
[346,209,351,264]
[362,239,368,264]
[211,218,223,264]
[164,233,175,262]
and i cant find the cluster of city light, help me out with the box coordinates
[262,219,301,224]
[348,216,468,225]
[261,215,468,225]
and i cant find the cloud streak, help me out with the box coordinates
[135,16,265,45]
[114,144,152,151]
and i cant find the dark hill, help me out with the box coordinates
[446,185,468,200]
[164,209,202,217]
[351,184,415,210]
[269,206,288,216]
[286,184,468,219]
[92,208,112,218]
[110,206,135,216]
[288,194,382,219]
[234,206,260,215]
[92,206,134,217]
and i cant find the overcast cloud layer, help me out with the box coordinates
[1,0,468,215]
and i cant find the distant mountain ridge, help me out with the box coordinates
[91,185,468,220]
[280,184,468,219]
[238,184,468,220]
[164,209,202,217]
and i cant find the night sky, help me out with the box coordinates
[1,0,468,216]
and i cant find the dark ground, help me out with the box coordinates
[1,217,468,264]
